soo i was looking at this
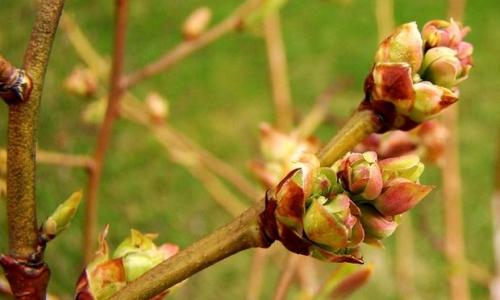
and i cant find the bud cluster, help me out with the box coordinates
[75,227,180,299]
[363,19,473,132]
[259,151,433,263]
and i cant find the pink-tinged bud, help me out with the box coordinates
[336,152,383,201]
[358,204,399,244]
[421,19,468,50]
[259,168,364,264]
[75,226,127,300]
[408,81,458,123]
[372,178,433,216]
[75,227,180,299]
[374,22,423,74]
[249,123,321,188]
[419,47,468,88]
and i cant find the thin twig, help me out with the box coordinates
[440,107,470,300]
[272,254,301,300]
[121,0,263,89]
[264,13,293,132]
[246,248,269,300]
[295,81,348,141]
[83,0,129,263]
[37,150,95,170]
[395,215,416,300]
[120,99,251,216]
[375,0,395,41]
[439,2,470,298]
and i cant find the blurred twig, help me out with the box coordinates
[264,12,293,132]
[120,0,263,89]
[37,150,95,170]
[120,98,250,216]
[83,0,129,263]
[438,1,470,299]
[272,253,301,300]
[375,0,395,41]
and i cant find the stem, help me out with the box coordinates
[316,108,382,167]
[83,0,128,263]
[375,0,395,41]
[6,0,65,260]
[440,106,470,300]
[264,13,293,132]
[108,201,269,300]
[272,254,301,300]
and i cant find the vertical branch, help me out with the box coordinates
[375,0,395,41]
[83,0,129,262]
[395,216,416,300]
[263,13,293,132]
[441,2,469,300]
[7,0,65,260]
[440,107,469,300]
[492,131,500,298]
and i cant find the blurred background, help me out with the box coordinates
[0,0,499,299]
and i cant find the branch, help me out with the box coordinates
[1,0,65,298]
[83,0,129,263]
[5,0,64,260]
[108,201,270,300]
[120,0,262,89]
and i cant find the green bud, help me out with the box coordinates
[378,154,424,182]
[40,189,82,242]
[419,47,467,88]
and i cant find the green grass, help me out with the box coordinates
[1,0,499,299]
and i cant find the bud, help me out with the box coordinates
[75,227,180,299]
[182,7,212,40]
[63,67,98,97]
[335,152,383,201]
[113,229,179,282]
[408,81,458,123]
[421,19,468,50]
[303,194,364,251]
[374,22,423,74]
[145,92,169,124]
[419,47,470,89]
[372,177,433,216]
[41,190,83,242]
[363,19,472,132]
[249,123,321,188]
[358,204,399,246]
[378,154,424,183]
[260,166,364,264]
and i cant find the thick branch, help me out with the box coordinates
[109,201,269,300]
[6,0,65,260]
